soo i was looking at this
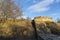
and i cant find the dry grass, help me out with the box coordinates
[0,19,34,37]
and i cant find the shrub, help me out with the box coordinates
[36,23,51,34]
[45,22,60,35]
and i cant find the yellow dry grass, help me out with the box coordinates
[0,19,34,37]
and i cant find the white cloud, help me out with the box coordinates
[28,7,50,12]
[51,13,57,16]
[21,16,27,19]
[27,0,57,13]
[17,16,27,19]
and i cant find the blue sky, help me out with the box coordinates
[14,0,60,21]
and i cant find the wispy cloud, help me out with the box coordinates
[51,13,57,16]
[56,0,60,3]
[27,0,60,13]
[26,0,36,3]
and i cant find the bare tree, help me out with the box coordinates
[1,0,23,20]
